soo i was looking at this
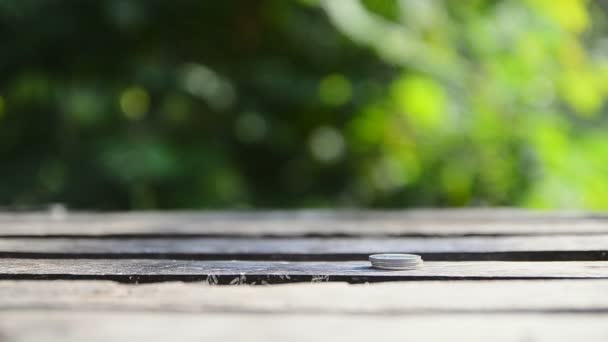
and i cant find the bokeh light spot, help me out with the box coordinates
[319,73,352,106]
[180,63,235,110]
[560,70,602,117]
[391,75,445,129]
[371,157,409,193]
[66,90,103,125]
[120,86,149,121]
[309,126,345,163]
[529,0,589,33]
[213,168,245,203]
[234,112,267,143]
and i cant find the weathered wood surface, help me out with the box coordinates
[1,210,606,341]
[2,280,608,313]
[2,259,607,283]
[1,235,607,261]
[2,210,608,237]
[2,312,608,342]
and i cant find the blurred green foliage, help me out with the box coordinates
[1,0,608,209]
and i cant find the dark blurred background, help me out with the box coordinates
[1,0,608,210]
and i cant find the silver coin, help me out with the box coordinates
[369,253,423,270]
[369,254,422,262]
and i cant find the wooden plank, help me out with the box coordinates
[4,208,607,222]
[2,280,608,314]
[1,259,607,283]
[2,210,608,237]
[1,235,607,261]
[2,312,608,342]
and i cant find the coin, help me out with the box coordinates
[369,253,423,270]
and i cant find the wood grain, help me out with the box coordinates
[2,209,605,341]
[2,210,608,237]
[2,280,608,314]
[2,311,608,342]
[1,235,607,261]
[1,259,607,283]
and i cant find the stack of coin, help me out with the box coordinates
[369,254,423,270]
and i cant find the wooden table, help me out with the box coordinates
[1,209,608,341]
